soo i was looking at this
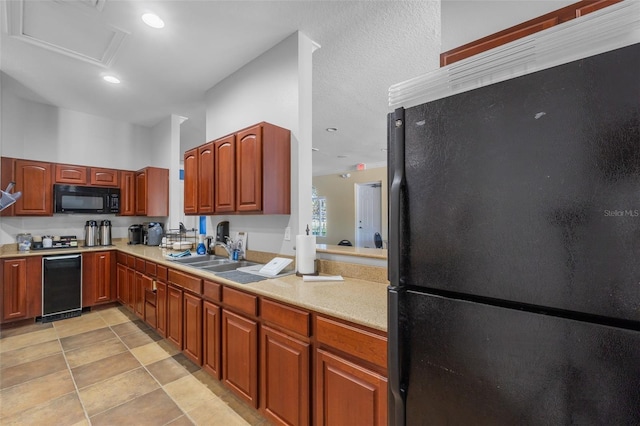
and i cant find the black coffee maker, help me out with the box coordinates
[216,221,229,243]
[128,224,143,245]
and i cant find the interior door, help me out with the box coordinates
[355,182,381,248]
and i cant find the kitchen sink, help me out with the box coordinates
[169,255,261,274]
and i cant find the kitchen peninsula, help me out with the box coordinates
[0,240,388,426]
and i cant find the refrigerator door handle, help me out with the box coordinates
[389,107,405,288]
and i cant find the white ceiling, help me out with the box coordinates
[0,0,441,176]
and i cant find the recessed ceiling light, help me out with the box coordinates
[103,75,120,84]
[142,13,165,29]
[311,147,319,152]
[337,155,347,158]
[380,148,388,152]
[326,127,337,132]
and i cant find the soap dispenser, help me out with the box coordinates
[196,234,206,255]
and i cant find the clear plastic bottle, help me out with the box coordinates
[196,234,206,255]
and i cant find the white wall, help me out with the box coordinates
[203,32,314,255]
[0,82,172,245]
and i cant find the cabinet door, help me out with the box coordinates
[198,142,215,214]
[119,171,136,216]
[116,263,128,305]
[214,135,236,213]
[203,300,221,379]
[2,258,28,321]
[235,126,262,212]
[83,251,113,307]
[315,349,387,426]
[90,168,119,187]
[14,160,53,215]
[183,291,203,365]
[222,309,259,408]
[126,267,135,310]
[135,170,147,215]
[55,164,87,184]
[261,325,310,426]
[184,148,198,215]
[156,280,167,337]
[167,285,183,349]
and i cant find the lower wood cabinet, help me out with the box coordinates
[134,271,153,318]
[116,263,128,306]
[156,280,167,337]
[203,300,221,379]
[167,284,183,349]
[183,291,203,365]
[222,309,259,408]
[1,257,42,323]
[315,349,388,426]
[82,251,115,307]
[261,325,310,426]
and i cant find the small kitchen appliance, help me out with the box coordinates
[216,221,229,243]
[128,224,143,245]
[144,222,164,246]
[99,220,112,246]
[84,220,99,247]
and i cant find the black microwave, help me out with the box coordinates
[53,184,120,214]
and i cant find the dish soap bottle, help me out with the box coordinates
[196,234,206,255]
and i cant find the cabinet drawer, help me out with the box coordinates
[55,164,87,184]
[222,287,257,316]
[116,252,127,265]
[135,257,146,272]
[145,261,157,277]
[168,269,202,294]
[261,298,310,337]
[203,280,221,302]
[157,265,168,282]
[127,255,136,268]
[316,316,387,369]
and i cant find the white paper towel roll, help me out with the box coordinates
[296,235,316,274]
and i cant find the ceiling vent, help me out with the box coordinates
[5,0,128,67]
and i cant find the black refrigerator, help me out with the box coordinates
[388,43,640,425]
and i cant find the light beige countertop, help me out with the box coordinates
[316,244,387,260]
[1,240,388,332]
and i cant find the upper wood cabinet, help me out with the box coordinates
[135,167,169,217]
[440,0,621,66]
[214,136,235,213]
[14,159,53,216]
[184,148,198,215]
[183,122,290,215]
[55,164,87,184]
[119,170,136,216]
[90,167,119,187]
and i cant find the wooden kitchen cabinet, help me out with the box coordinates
[119,170,136,216]
[1,257,42,323]
[82,251,115,307]
[135,167,169,217]
[90,167,119,187]
[222,308,259,408]
[14,159,53,216]
[55,164,87,184]
[155,280,167,337]
[203,299,221,379]
[198,142,215,214]
[134,271,153,319]
[183,148,198,215]
[214,135,236,213]
[183,291,203,365]
[314,315,388,426]
[167,284,183,349]
[116,262,129,306]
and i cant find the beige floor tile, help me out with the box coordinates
[0,370,76,418]
[53,314,109,338]
[72,351,141,389]
[1,353,68,389]
[146,357,191,385]
[60,327,116,351]
[78,366,159,417]
[98,307,132,326]
[130,341,172,365]
[90,388,184,426]
[167,415,196,425]
[0,328,58,354]
[0,339,62,369]
[164,374,218,413]
[64,337,127,368]
[0,390,86,425]
[111,320,150,337]
[0,321,53,339]
[188,397,251,426]
[119,328,162,349]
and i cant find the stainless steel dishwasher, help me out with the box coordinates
[42,254,82,322]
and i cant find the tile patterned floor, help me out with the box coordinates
[0,306,270,426]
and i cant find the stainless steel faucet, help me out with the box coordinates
[214,241,233,259]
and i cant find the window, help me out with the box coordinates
[311,187,327,237]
